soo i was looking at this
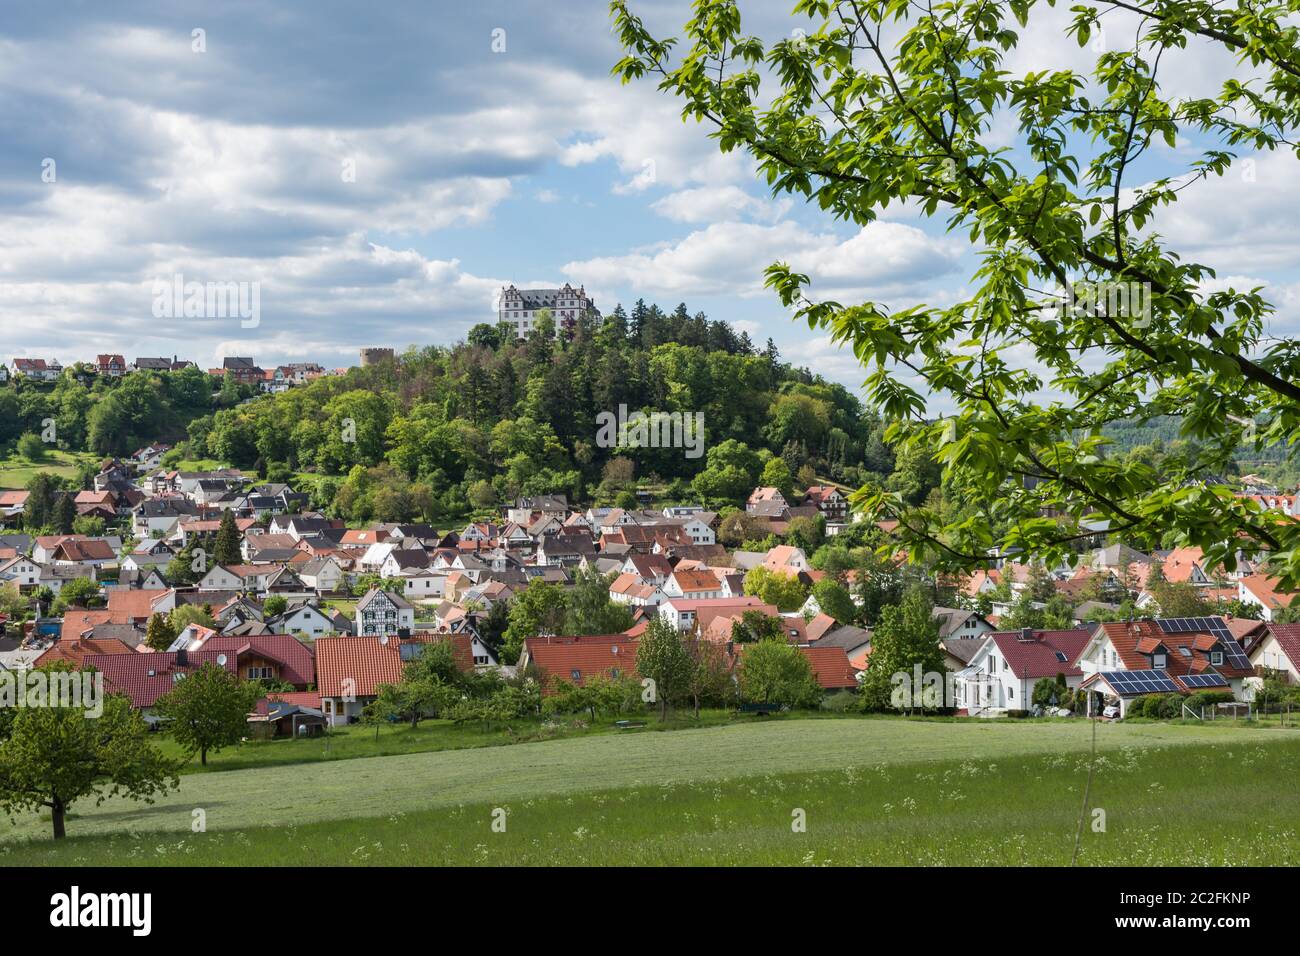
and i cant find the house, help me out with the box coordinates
[933,606,994,640]
[609,572,664,607]
[0,555,42,590]
[762,545,808,574]
[80,649,238,711]
[746,487,788,514]
[298,556,345,593]
[355,586,415,637]
[202,634,316,687]
[662,568,723,601]
[1076,617,1255,716]
[219,356,264,385]
[954,628,1091,715]
[1236,574,1294,621]
[12,357,62,382]
[0,491,29,524]
[658,595,768,632]
[315,634,474,724]
[268,602,337,638]
[96,354,127,378]
[1248,622,1300,684]
[804,484,848,522]
[248,694,327,738]
[520,634,638,693]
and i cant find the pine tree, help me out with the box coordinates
[145,612,178,651]
[52,493,75,534]
[213,509,241,566]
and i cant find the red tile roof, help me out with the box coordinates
[314,634,472,698]
[1093,619,1252,678]
[525,635,639,693]
[795,645,858,689]
[200,634,316,688]
[1260,623,1300,672]
[81,650,237,708]
[35,637,136,668]
[989,629,1092,679]
[107,589,172,622]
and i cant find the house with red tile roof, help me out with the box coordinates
[314,633,473,724]
[1236,574,1295,621]
[1077,617,1254,715]
[521,634,639,694]
[954,628,1091,715]
[81,649,238,710]
[662,568,724,601]
[728,642,858,691]
[35,636,137,669]
[1248,623,1300,684]
[658,595,768,632]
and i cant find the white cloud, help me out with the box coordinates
[564,220,965,302]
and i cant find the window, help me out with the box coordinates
[1211,651,1224,665]
[1008,686,1014,700]
[1153,653,1167,669]
[570,669,581,680]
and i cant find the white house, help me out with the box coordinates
[355,587,415,637]
[953,628,1091,716]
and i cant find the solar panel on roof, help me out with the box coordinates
[1157,617,1250,669]
[1179,673,1229,688]
[1098,670,1180,695]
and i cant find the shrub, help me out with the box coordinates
[1183,690,1235,715]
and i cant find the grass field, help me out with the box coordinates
[0,449,98,489]
[4,733,1297,866]
[2,716,1297,864]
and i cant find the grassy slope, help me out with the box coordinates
[6,736,1298,866]
[0,450,97,489]
[2,716,1294,847]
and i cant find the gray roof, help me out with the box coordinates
[941,637,986,666]
[816,625,872,653]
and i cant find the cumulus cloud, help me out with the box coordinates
[564,220,966,303]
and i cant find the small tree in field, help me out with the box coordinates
[154,662,259,765]
[635,616,693,720]
[0,669,178,839]
[738,639,823,709]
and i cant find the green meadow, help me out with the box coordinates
[3,717,1297,864]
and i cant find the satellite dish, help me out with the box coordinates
[379,634,389,645]
[216,654,228,666]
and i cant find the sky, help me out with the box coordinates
[1,0,1297,396]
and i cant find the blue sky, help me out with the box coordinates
[2,0,1296,397]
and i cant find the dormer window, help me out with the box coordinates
[1211,650,1224,666]
[1153,652,1167,668]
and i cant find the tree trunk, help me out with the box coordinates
[51,800,66,839]
[201,746,208,766]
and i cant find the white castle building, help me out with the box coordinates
[497,283,599,337]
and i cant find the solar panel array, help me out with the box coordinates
[1097,670,1181,695]
[1156,617,1250,669]
[1179,673,1229,689]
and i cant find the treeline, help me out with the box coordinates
[185,302,898,523]
[0,364,253,457]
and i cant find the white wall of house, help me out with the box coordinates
[1250,633,1299,683]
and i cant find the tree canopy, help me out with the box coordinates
[613,0,1300,586]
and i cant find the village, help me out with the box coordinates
[1,443,1297,735]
